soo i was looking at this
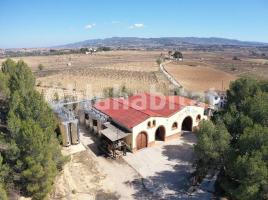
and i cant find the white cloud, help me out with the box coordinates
[85,23,96,29]
[129,23,145,29]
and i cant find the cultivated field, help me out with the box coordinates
[1,49,267,99]
[165,62,236,92]
[0,51,173,100]
[180,49,268,79]
[164,48,268,92]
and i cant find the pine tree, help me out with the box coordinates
[194,78,268,200]
[0,154,9,200]
[0,183,8,200]
[0,59,64,199]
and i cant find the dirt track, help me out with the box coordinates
[165,62,236,92]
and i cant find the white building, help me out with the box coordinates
[81,93,209,152]
[205,90,227,109]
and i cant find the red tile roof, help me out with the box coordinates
[94,98,149,129]
[94,93,205,129]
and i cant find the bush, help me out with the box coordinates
[173,51,183,59]
[156,58,162,65]
[38,64,44,71]
[103,87,115,98]
[230,65,237,71]
[80,48,89,53]
[103,84,132,98]
[232,56,240,61]
[97,47,111,51]
[54,92,59,101]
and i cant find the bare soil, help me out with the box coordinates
[50,150,119,200]
[0,50,173,100]
[1,49,267,98]
[165,62,236,92]
[49,127,142,200]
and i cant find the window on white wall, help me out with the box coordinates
[196,114,201,122]
[147,121,151,128]
[172,122,178,130]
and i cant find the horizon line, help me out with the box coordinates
[1,36,268,49]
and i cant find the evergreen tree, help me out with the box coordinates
[173,51,183,59]
[0,72,10,99]
[194,77,268,200]
[194,121,231,179]
[0,59,64,199]
[0,183,8,200]
[0,154,9,200]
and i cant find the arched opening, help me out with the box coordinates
[136,131,148,150]
[155,126,165,141]
[181,116,193,131]
[172,122,178,130]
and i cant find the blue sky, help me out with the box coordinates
[0,0,268,48]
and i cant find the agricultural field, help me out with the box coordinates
[0,51,173,101]
[180,49,268,79]
[164,48,268,92]
[164,62,236,92]
[1,49,267,99]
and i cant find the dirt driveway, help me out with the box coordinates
[51,128,212,200]
[51,126,141,200]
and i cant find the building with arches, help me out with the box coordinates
[81,93,209,152]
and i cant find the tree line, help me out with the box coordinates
[0,59,65,199]
[3,46,112,58]
[194,77,268,200]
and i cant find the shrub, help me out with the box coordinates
[38,64,44,71]
[173,51,183,59]
[156,58,162,65]
[232,56,240,61]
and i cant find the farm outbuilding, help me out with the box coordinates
[80,93,209,152]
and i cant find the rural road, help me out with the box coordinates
[160,62,183,88]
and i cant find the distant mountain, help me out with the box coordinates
[54,37,267,49]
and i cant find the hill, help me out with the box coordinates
[55,37,267,49]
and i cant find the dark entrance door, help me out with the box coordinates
[136,132,148,150]
[182,116,193,131]
[155,126,165,141]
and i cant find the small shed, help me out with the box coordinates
[100,122,131,142]
[99,122,131,158]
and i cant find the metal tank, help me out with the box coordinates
[59,121,72,147]
[70,119,80,145]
